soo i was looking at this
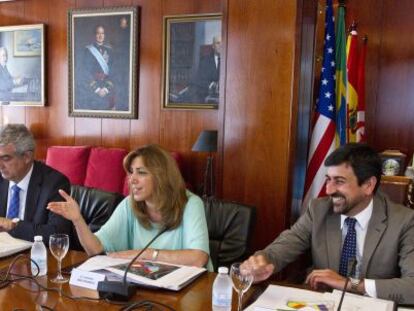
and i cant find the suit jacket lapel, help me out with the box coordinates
[0,179,9,217]
[360,194,387,277]
[24,162,42,222]
[326,211,342,271]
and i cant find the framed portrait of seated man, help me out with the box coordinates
[162,13,222,110]
[0,24,45,106]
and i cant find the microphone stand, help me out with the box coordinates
[97,227,169,301]
[337,258,357,311]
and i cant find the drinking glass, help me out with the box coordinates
[230,262,254,311]
[49,234,69,283]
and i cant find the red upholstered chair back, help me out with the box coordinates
[84,147,128,194]
[45,146,91,185]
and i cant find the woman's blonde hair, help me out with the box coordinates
[123,144,188,229]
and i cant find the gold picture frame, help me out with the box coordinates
[162,13,222,110]
[68,6,139,119]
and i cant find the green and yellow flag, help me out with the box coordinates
[335,4,347,146]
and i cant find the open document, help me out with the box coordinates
[245,284,394,311]
[0,232,32,258]
[74,255,206,291]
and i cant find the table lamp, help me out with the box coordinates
[192,130,218,198]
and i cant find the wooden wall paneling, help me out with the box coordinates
[128,0,162,151]
[223,0,299,249]
[161,110,219,190]
[76,0,103,7]
[105,0,132,6]
[290,0,318,220]
[370,0,414,160]
[23,0,52,159]
[44,0,76,155]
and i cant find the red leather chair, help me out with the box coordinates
[84,147,128,194]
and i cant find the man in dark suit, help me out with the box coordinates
[0,124,71,244]
[192,36,221,104]
[0,47,24,101]
[243,143,414,304]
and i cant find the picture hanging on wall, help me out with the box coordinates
[162,13,222,110]
[68,6,139,118]
[0,24,45,106]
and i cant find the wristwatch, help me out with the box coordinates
[152,249,159,261]
[349,277,361,292]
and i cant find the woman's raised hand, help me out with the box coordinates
[47,189,82,223]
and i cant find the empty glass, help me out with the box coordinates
[49,234,69,283]
[230,262,254,311]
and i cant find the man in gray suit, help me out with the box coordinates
[243,143,414,304]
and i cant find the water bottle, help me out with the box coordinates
[212,266,233,311]
[31,235,47,276]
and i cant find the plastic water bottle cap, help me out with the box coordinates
[218,267,229,274]
[34,235,43,242]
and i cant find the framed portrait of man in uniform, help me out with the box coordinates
[162,14,222,110]
[68,7,139,118]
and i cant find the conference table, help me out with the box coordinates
[0,250,257,310]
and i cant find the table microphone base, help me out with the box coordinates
[97,280,137,301]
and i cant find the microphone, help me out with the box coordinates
[337,258,357,311]
[97,226,169,301]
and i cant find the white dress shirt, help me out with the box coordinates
[6,164,34,220]
[340,199,377,297]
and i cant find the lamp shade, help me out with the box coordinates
[192,130,218,152]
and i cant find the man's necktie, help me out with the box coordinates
[339,217,357,277]
[6,184,20,219]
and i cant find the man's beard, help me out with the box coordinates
[330,192,354,215]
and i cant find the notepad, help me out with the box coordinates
[0,232,33,258]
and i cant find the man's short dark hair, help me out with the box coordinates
[324,143,382,192]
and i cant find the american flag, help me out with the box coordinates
[303,0,336,209]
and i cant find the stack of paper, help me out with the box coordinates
[245,284,394,311]
[0,232,32,258]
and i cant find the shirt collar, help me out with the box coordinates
[340,198,373,230]
[9,164,34,193]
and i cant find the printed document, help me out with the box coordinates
[0,232,32,258]
[245,284,394,311]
